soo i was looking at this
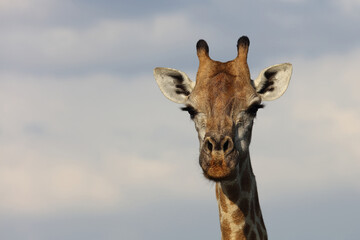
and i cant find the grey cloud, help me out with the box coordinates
[2,0,360,77]
[1,0,360,239]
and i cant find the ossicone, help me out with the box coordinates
[196,39,210,59]
[237,36,250,61]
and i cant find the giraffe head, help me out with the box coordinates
[154,36,292,182]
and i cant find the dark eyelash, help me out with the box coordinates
[181,105,198,119]
[246,103,265,116]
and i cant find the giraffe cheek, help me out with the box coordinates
[234,122,253,157]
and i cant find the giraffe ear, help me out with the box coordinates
[254,63,292,101]
[154,67,195,104]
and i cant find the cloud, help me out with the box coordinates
[0,154,119,215]
[0,12,205,75]
[0,72,210,215]
[2,47,359,216]
[251,48,360,201]
[0,0,52,12]
[332,0,360,14]
[1,40,360,216]
[0,0,59,21]
[2,0,360,77]
[0,144,202,215]
[1,1,360,239]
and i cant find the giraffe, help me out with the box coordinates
[153,36,292,240]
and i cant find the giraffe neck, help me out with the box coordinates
[215,155,267,240]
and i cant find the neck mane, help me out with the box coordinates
[215,154,267,240]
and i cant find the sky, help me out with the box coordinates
[0,0,360,239]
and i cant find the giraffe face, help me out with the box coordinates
[154,36,292,182]
[183,66,261,181]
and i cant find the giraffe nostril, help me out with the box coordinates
[204,138,214,153]
[205,136,233,154]
[223,139,229,152]
[222,137,233,154]
[207,140,213,152]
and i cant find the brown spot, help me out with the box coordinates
[254,190,261,216]
[226,183,240,203]
[231,208,245,225]
[249,230,256,240]
[241,171,251,192]
[239,199,249,216]
[257,222,264,240]
[259,216,267,234]
[220,219,232,240]
[243,223,251,236]
[250,204,256,223]
[263,231,268,240]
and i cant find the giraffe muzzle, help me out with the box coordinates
[199,134,238,181]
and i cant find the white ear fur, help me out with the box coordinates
[154,67,195,104]
[254,63,292,101]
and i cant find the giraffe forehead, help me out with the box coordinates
[191,71,256,113]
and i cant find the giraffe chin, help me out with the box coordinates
[200,148,239,182]
[201,157,238,182]
[203,166,237,182]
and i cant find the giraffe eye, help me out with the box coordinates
[181,105,198,119]
[246,103,264,117]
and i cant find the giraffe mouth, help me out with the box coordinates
[205,166,235,181]
[200,151,238,182]
[203,164,238,182]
